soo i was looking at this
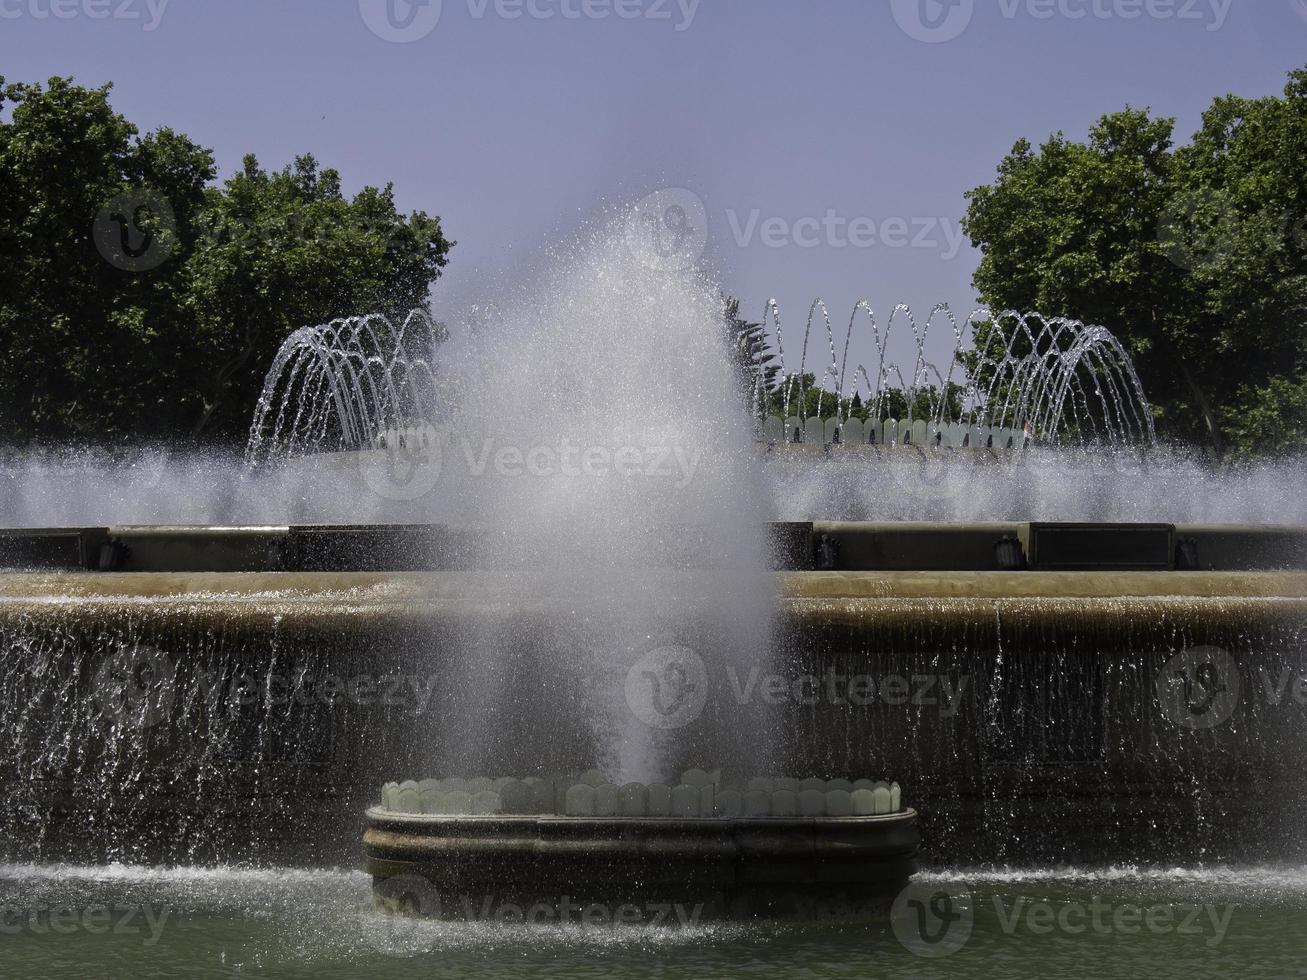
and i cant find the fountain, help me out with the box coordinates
[0,205,1305,941]
[366,772,918,920]
[324,222,929,916]
[246,309,447,466]
[755,299,1155,448]
[243,300,1157,467]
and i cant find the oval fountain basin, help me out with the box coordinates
[365,807,919,921]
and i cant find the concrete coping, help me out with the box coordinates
[379,776,903,820]
[365,808,917,827]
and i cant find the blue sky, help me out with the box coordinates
[3,0,1306,371]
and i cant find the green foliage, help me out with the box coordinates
[0,77,454,443]
[721,296,778,416]
[0,77,211,440]
[766,374,843,422]
[963,66,1307,459]
[185,153,451,437]
[765,373,965,426]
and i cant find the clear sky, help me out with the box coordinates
[3,0,1306,371]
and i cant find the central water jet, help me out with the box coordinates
[411,212,782,790]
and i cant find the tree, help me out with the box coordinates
[0,76,214,441]
[764,372,964,427]
[1167,71,1307,456]
[962,66,1307,459]
[721,295,778,417]
[184,154,452,438]
[0,77,454,444]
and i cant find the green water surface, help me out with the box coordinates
[0,865,1303,979]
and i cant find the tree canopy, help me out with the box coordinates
[963,65,1307,459]
[0,76,454,444]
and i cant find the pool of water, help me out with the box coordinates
[1,864,1304,979]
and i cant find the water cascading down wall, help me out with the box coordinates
[1,524,1305,868]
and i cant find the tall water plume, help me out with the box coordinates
[425,208,778,785]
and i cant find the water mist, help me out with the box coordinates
[424,209,778,787]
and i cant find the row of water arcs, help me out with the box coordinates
[754,300,1156,449]
[245,302,1156,466]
